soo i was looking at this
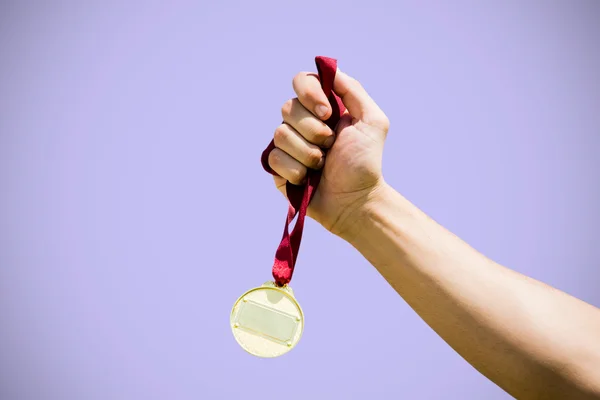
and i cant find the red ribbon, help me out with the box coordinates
[261,56,346,287]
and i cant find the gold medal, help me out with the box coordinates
[230,281,304,358]
[244,57,341,357]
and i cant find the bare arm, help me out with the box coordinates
[267,66,600,399]
[343,184,600,399]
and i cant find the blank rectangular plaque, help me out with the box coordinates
[235,300,298,343]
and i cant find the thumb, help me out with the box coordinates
[333,70,389,131]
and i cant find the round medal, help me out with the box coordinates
[235,56,341,357]
[230,281,304,358]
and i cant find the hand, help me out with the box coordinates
[267,69,390,239]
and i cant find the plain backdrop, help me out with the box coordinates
[1,1,599,399]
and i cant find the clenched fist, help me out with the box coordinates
[267,69,390,239]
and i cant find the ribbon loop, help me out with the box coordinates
[261,56,346,286]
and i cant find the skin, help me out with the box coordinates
[267,69,600,399]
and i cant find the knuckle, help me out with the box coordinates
[289,167,306,185]
[268,148,283,167]
[292,73,304,90]
[273,125,288,147]
[306,148,323,167]
[293,72,324,107]
[381,115,390,131]
[268,148,306,185]
[310,125,331,144]
[292,72,311,94]
[348,76,362,90]
[281,99,294,118]
[375,113,390,131]
[377,113,390,132]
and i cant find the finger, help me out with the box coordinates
[333,70,389,131]
[292,72,331,120]
[273,175,287,197]
[268,148,307,185]
[273,123,325,170]
[281,98,335,148]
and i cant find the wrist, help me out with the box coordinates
[333,180,398,243]
[336,181,426,248]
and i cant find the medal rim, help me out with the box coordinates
[230,282,304,358]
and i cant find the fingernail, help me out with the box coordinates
[315,104,329,118]
[324,135,335,148]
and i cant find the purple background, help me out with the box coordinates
[1,1,599,399]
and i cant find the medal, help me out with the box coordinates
[230,281,303,358]
[231,56,345,357]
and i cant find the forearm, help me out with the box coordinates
[344,183,600,399]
